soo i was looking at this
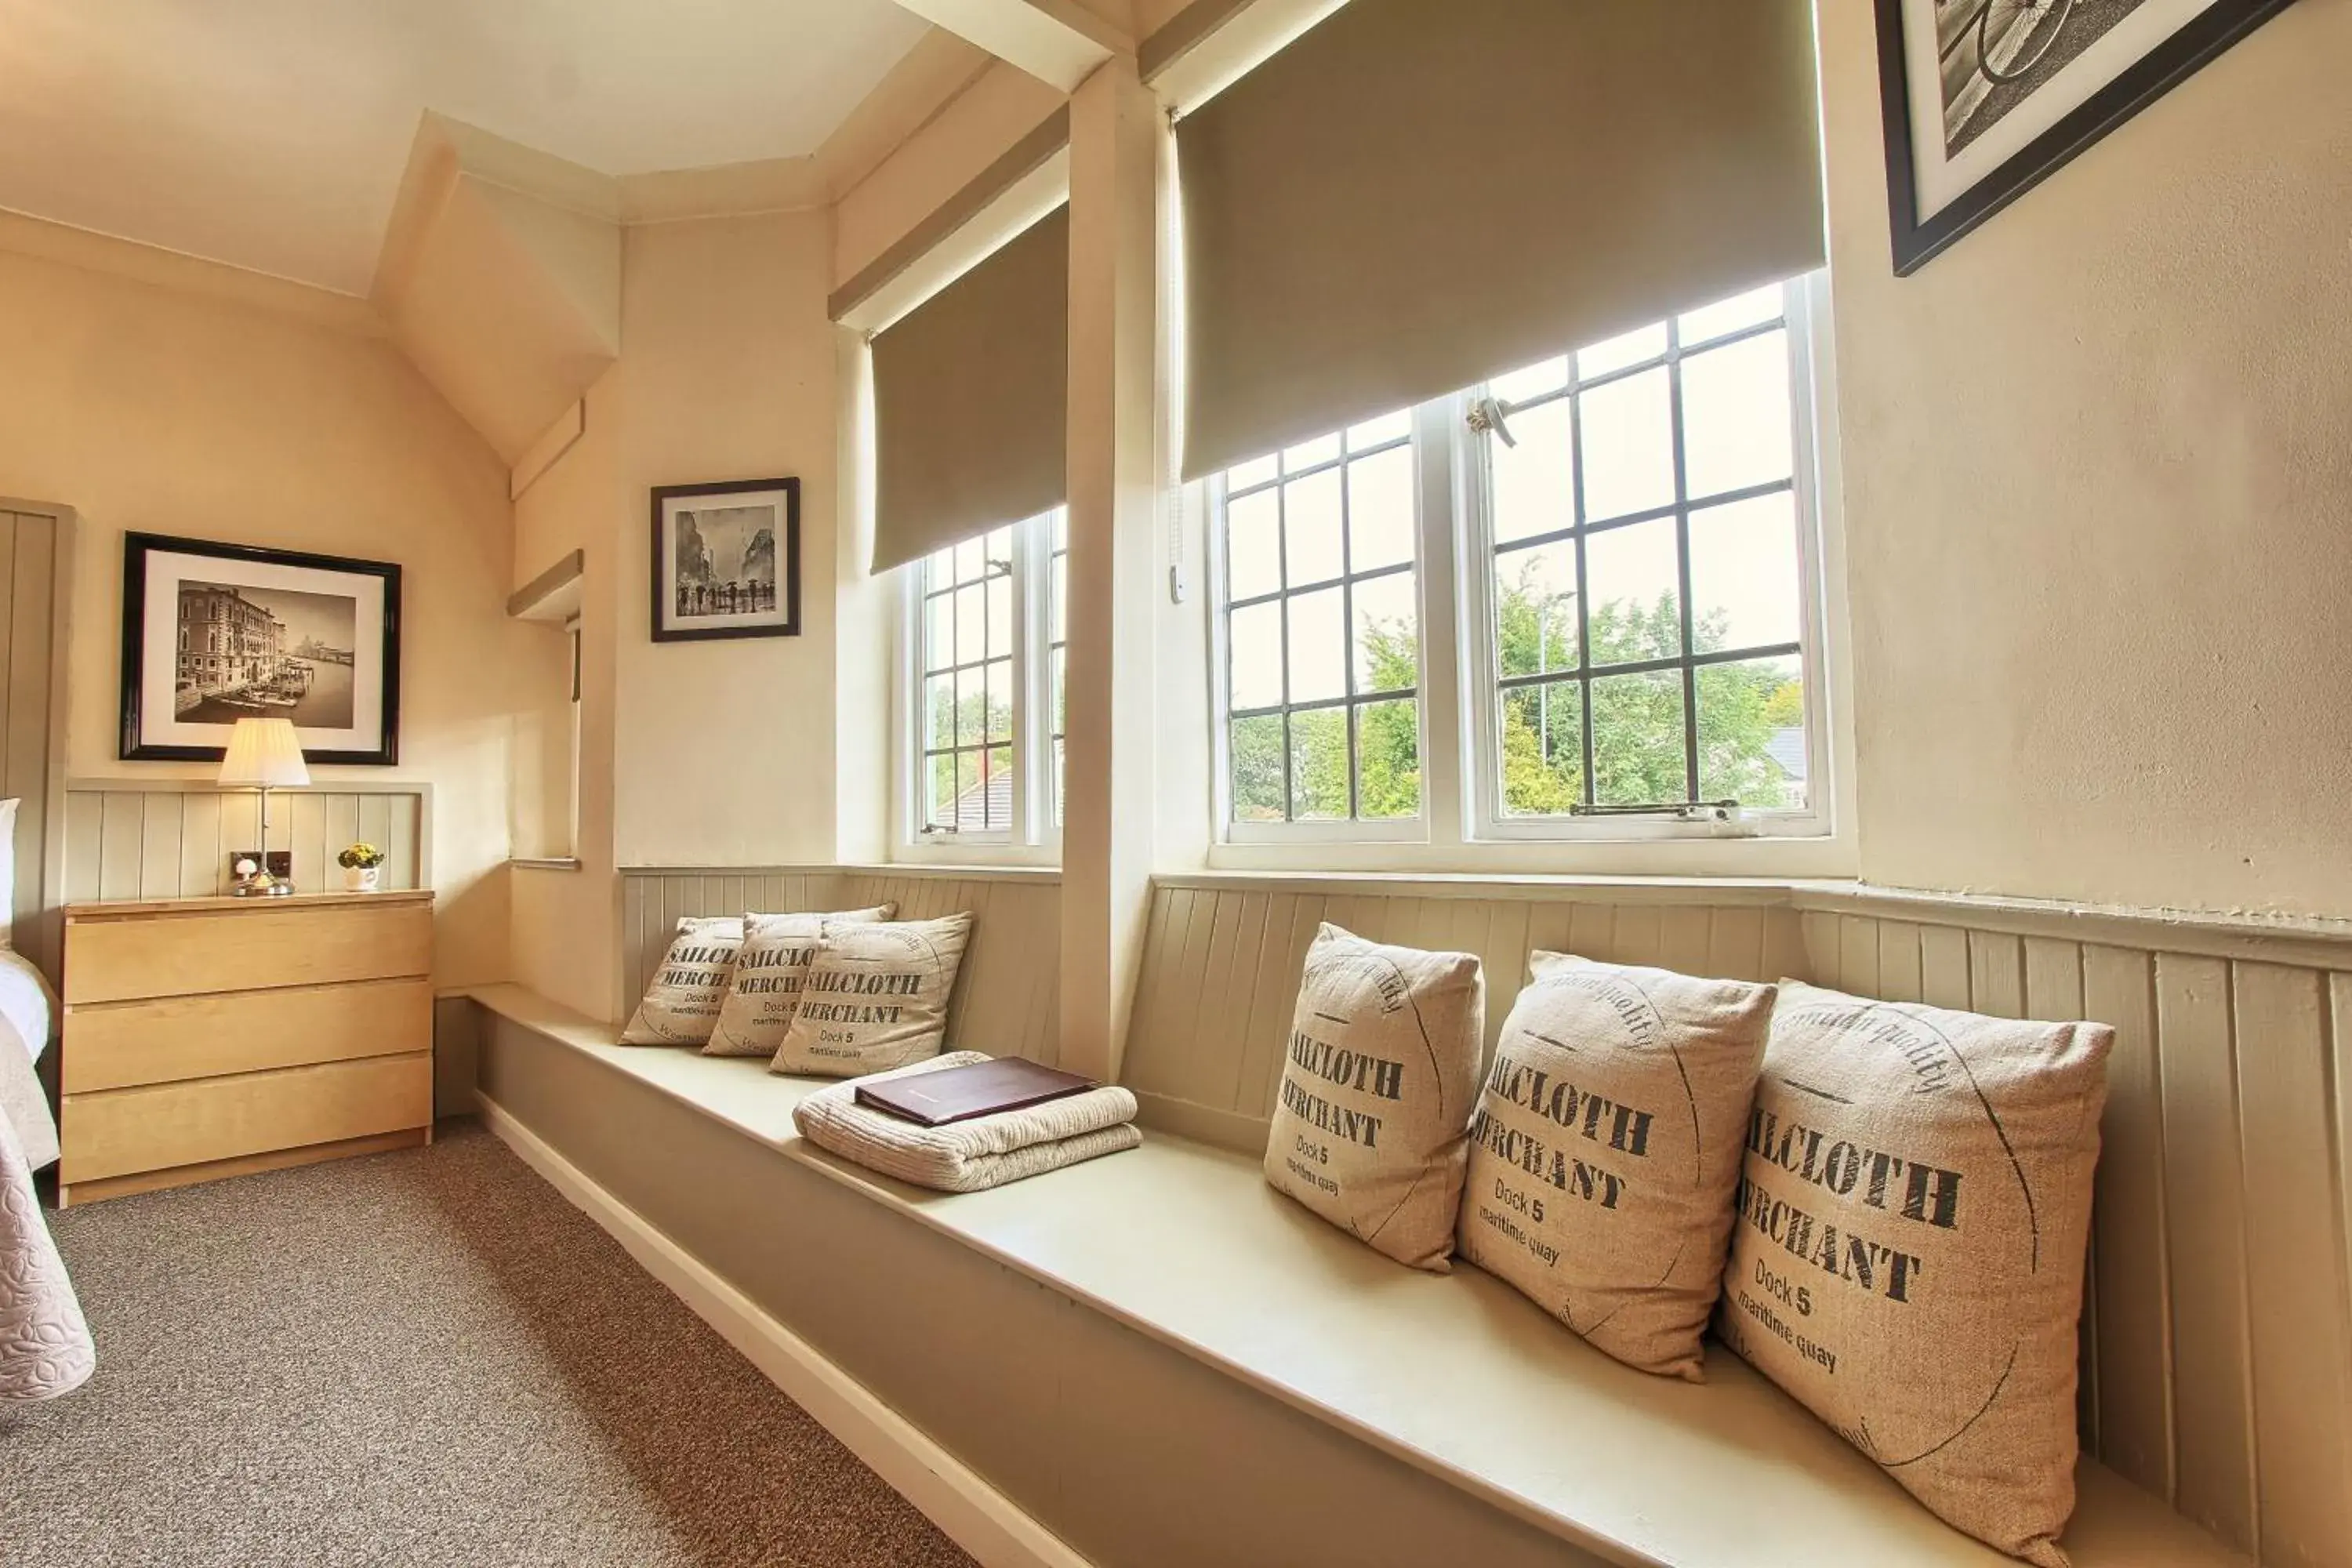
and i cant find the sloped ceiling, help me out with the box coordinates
[0,0,930,295]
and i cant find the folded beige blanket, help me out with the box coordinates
[792,1051,1141,1192]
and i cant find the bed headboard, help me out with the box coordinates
[0,503,71,988]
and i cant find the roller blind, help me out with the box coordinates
[871,206,1069,574]
[1178,0,1825,480]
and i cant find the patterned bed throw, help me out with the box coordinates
[0,1104,93,1403]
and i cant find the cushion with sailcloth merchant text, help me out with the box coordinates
[1457,953,1773,1381]
[1262,924,1483,1272]
[619,916,746,1046]
[704,905,896,1058]
[1716,981,2111,1568]
[770,913,973,1079]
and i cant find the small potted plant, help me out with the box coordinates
[338,842,386,892]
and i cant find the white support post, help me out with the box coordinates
[1058,59,1163,1084]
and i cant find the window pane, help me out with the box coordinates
[955,750,982,830]
[924,674,956,750]
[985,659,1013,743]
[1697,655,1806,811]
[953,535,984,584]
[1283,431,1341,472]
[1288,708,1349,820]
[986,573,1013,657]
[1053,739,1065,827]
[1226,488,1281,601]
[1588,670,1686,806]
[1681,328,1793,501]
[1283,469,1345,586]
[955,666,985,746]
[1347,446,1415,572]
[1578,322,1668,381]
[1494,540,1578,678]
[1490,397,1573,544]
[1050,550,1068,639]
[924,547,953,595]
[1689,492,1802,653]
[986,525,1014,572]
[1356,699,1421,818]
[1346,410,1412,450]
[1492,355,1569,406]
[1051,648,1065,738]
[1229,714,1286,822]
[1227,452,1279,492]
[924,593,952,672]
[1500,683,1583,816]
[985,746,1014,828]
[1585,520,1682,666]
[928,753,957,827]
[1352,571,1418,694]
[1579,366,1675,522]
[1051,507,1069,550]
[1679,283,1784,346]
[1286,586,1346,704]
[1229,601,1283,710]
[953,583,985,665]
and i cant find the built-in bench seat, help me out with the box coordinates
[463,982,2243,1568]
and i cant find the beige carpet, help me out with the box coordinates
[0,1122,978,1568]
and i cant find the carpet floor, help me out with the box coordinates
[0,1122,978,1568]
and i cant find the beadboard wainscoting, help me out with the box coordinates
[619,866,1062,1065]
[1118,873,2352,1568]
[62,782,430,902]
[1120,877,1806,1151]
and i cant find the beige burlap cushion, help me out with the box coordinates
[1458,953,1772,1380]
[703,905,895,1058]
[770,913,973,1079]
[1263,924,1483,1272]
[619,917,745,1045]
[1719,981,2110,1568]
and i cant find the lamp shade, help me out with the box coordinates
[216,717,311,789]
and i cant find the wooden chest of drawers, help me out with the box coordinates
[59,891,435,1206]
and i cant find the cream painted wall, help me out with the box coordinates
[510,375,622,1021]
[1818,0,2352,919]
[609,210,844,869]
[0,246,527,982]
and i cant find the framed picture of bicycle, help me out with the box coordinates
[119,532,402,764]
[1876,0,2299,274]
[650,477,800,644]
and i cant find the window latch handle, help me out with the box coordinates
[1569,800,1740,822]
[1467,397,1517,448]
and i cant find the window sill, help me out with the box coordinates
[1202,830,1856,881]
[510,857,583,872]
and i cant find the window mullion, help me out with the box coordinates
[1667,317,1700,804]
[1567,379,1595,808]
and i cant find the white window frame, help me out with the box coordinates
[1459,275,1834,844]
[893,510,1062,866]
[1203,270,1848,870]
[1205,416,1439,846]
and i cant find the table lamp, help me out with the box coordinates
[218,717,310,896]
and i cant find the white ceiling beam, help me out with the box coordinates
[889,0,1132,93]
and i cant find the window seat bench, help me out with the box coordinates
[463,982,2244,1568]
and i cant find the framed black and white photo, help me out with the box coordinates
[1877,0,2299,273]
[121,533,401,764]
[651,477,800,643]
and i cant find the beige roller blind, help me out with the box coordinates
[1178,0,1825,480]
[871,206,1069,575]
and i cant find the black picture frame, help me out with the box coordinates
[1877,0,2299,275]
[120,532,402,765]
[650,477,801,644]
